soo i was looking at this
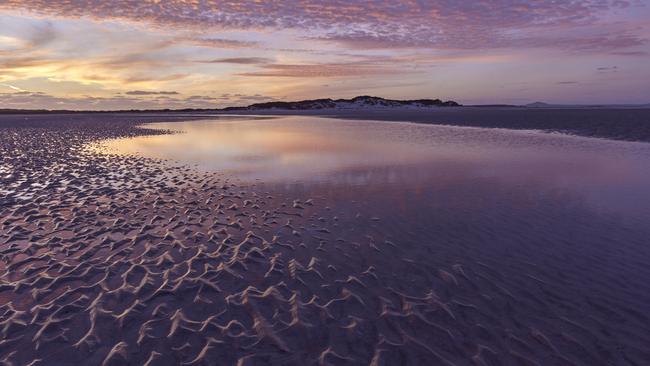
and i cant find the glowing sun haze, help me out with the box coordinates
[1,1,649,110]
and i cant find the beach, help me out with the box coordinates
[214,107,650,143]
[2,112,650,365]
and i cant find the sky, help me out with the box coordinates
[0,1,649,110]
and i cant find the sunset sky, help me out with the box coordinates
[1,1,649,110]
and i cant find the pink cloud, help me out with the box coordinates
[0,90,278,110]
[0,1,645,52]
[237,62,403,78]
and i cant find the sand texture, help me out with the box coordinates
[1,114,650,365]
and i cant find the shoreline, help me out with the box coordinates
[4,106,649,143]
[212,107,650,143]
[2,113,650,364]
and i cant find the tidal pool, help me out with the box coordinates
[96,115,650,364]
[101,115,650,217]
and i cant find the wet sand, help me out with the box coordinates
[2,113,650,365]
[215,107,650,143]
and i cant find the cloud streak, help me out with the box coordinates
[0,90,278,110]
[190,37,259,49]
[125,90,179,95]
[204,57,274,64]
[237,62,406,78]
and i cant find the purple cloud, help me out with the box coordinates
[190,37,259,49]
[610,50,649,56]
[237,62,406,78]
[203,57,273,64]
[125,90,179,95]
[0,1,645,52]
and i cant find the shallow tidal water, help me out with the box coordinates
[3,114,650,365]
[100,116,650,364]
[104,116,650,218]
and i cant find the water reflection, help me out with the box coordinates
[102,117,462,181]
[88,115,650,364]
[100,116,650,216]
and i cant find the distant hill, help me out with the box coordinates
[525,102,650,109]
[0,96,459,114]
[223,96,460,111]
[526,102,553,108]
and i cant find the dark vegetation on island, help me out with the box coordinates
[221,95,461,110]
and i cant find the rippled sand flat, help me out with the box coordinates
[1,114,650,365]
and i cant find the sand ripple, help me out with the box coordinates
[1,114,650,365]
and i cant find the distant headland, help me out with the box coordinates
[222,96,461,111]
[0,96,460,114]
